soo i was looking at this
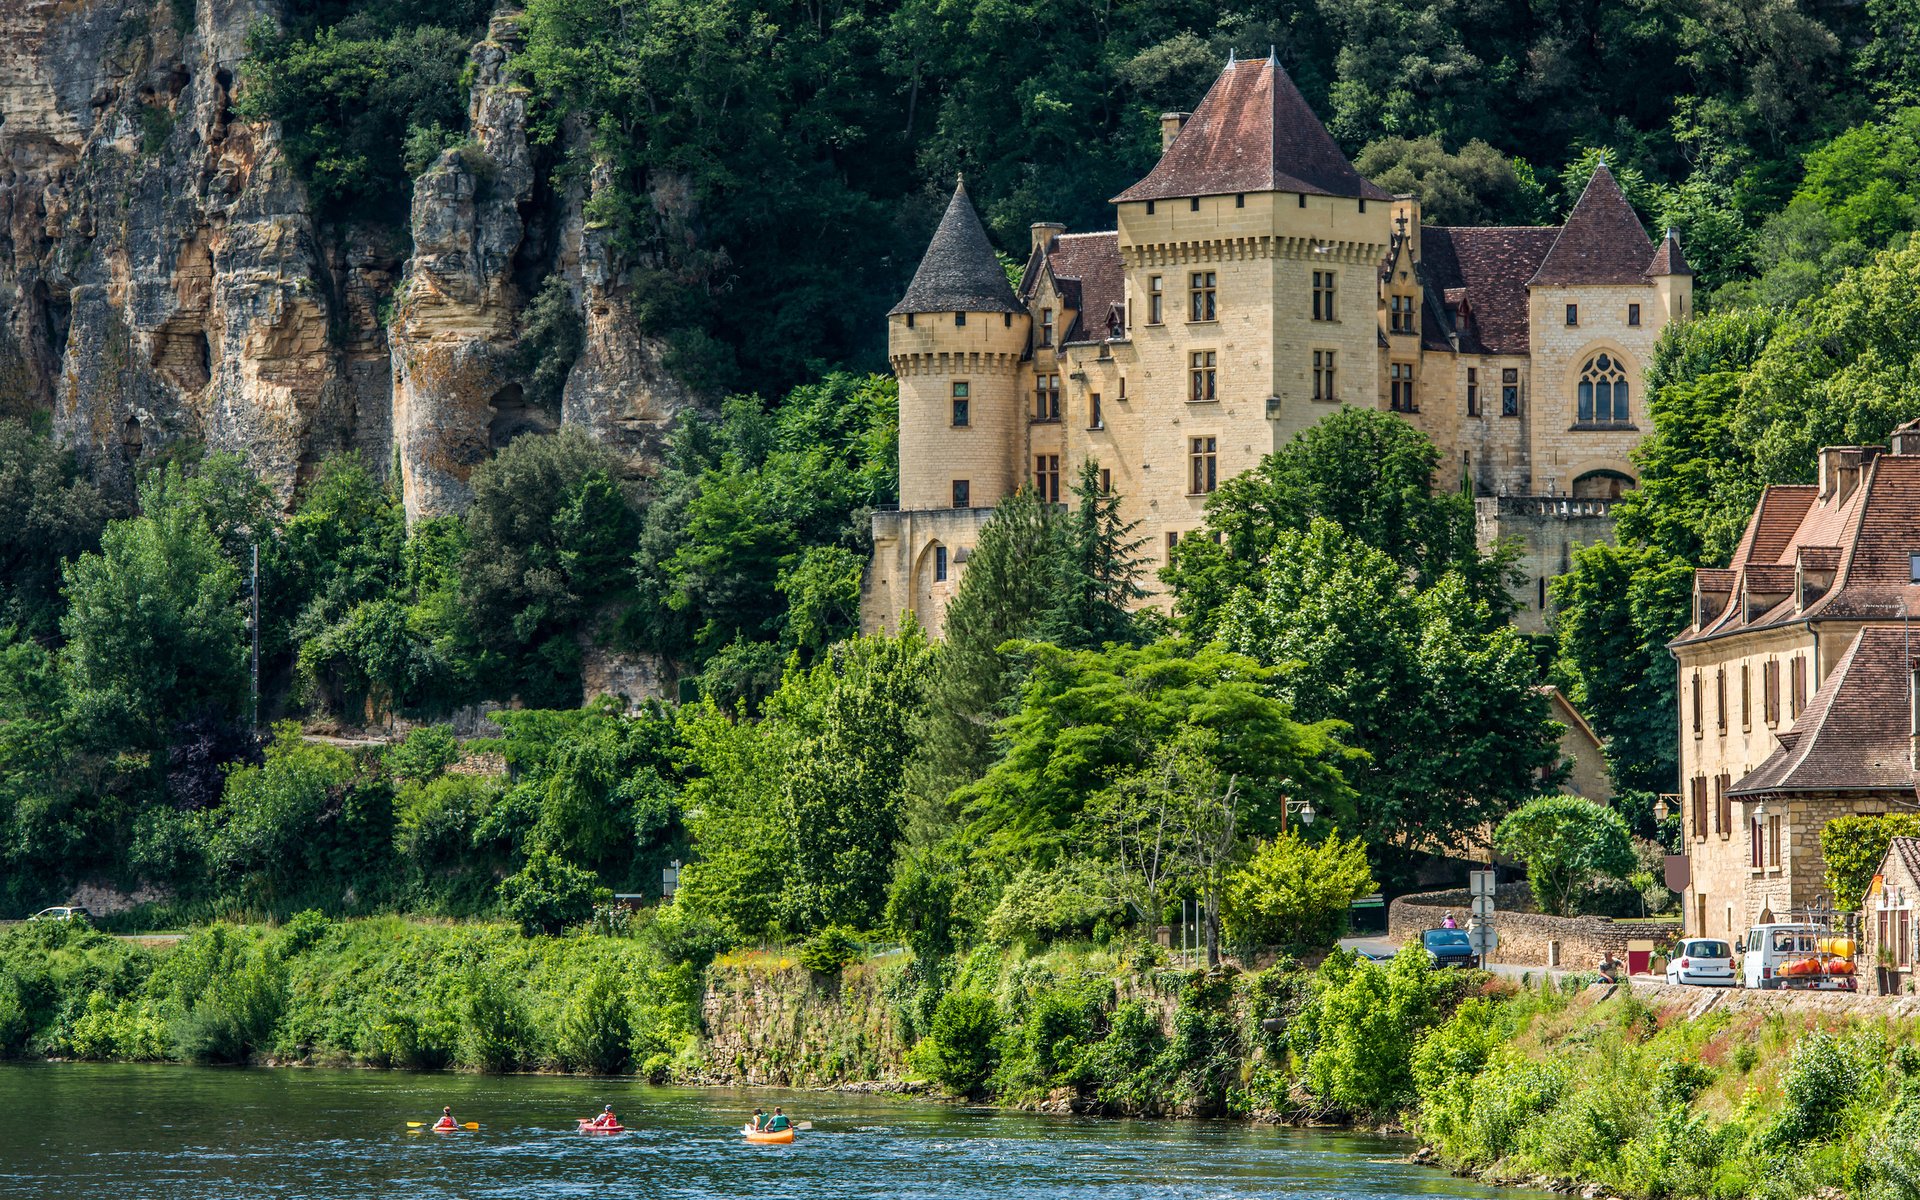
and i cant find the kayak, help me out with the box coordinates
[743,1125,795,1144]
[578,1120,627,1134]
[432,1123,460,1132]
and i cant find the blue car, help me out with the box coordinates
[1422,927,1477,968]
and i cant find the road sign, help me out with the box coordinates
[1470,894,1494,920]
[1469,870,1497,898]
[1468,922,1497,960]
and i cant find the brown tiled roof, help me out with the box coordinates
[1048,232,1123,345]
[890,178,1022,316]
[1676,449,1920,646]
[1529,164,1657,286]
[1113,57,1390,203]
[1417,226,1558,355]
[1890,837,1920,886]
[1696,568,1737,592]
[1730,626,1919,796]
[1648,229,1693,277]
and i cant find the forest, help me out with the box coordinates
[7,0,1920,964]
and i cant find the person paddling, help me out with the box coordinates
[748,1107,767,1131]
[434,1106,458,1131]
[765,1107,791,1133]
[593,1105,619,1129]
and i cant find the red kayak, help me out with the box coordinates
[578,1119,627,1134]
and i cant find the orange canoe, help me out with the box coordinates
[744,1126,794,1144]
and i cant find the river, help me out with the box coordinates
[0,1064,1538,1199]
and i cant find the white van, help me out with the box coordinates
[1738,922,1857,991]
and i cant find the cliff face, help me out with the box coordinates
[0,0,693,512]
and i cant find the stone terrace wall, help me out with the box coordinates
[1390,886,1676,968]
[1629,978,1920,1019]
[694,955,911,1086]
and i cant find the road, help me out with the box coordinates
[1339,935,1597,985]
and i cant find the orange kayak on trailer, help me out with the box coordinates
[743,1125,794,1144]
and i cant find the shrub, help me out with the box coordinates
[1223,830,1376,949]
[1823,814,1920,911]
[918,990,1000,1094]
[1492,795,1637,916]
[172,958,286,1064]
[557,970,633,1075]
[798,926,860,974]
[983,861,1125,949]
[1767,1030,1881,1147]
[499,847,601,935]
[1299,946,1455,1116]
[279,909,330,956]
[461,970,530,1072]
[1087,1000,1166,1110]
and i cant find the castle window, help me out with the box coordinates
[955,311,967,327]
[1502,369,1520,417]
[934,546,948,582]
[1035,455,1060,503]
[1148,276,1164,325]
[906,313,914,329]
[952,479,970,508]
[1741,663,1751,730]
[1390,294,1416,334]
[1189,436,1218,494]
[1298,194,1306,208]
[1359,198,1367,212]
[1167,530,1180,554]
[1312,271,1336,321]
[1236,194,1245,208]
[951,381,970,427]
[1146,201,1155,215]
[1692,672,1703,736]
[1765,659,1780,726]
[1577,352,1630,423]
[1188,351,1217,402]
[1690,776,1706,839]
[1564,304,1577,326]
[1628,303,1641,326]
[1189,272,1216,322]
[1041,308,1053,347]
[1118,375,1127,400]
[1189,197,1200,212]
[1089,393,1103,429]
[1389,362,1416,412]
[1791,656,1805,717]
[1467,367,1479,416]
[1716,666,1727,733]
[1034,374,1060,421]
[1099,468,1111,493]
[1312,349,1336,400]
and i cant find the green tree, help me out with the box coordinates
[1038,460,1146,651]
[1223,831,1377,950]
[1220,520,1559,863]
[674,698,796,944]
[1165,408,1514,640]
[1298,945,1452,1116]
[1352,136,1544,224]
[0,419,106,638]
[1820,815,1920,911]
[498,846,602,936]
[1492,795,1637,917]
[60,465,248,752]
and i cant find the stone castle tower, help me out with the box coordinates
[864,54,1693,636]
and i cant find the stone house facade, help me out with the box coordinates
[863,53,1693,637]
[1863,837,1920,997]
[1671,423,1920,940]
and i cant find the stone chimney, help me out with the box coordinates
[1029,222,1065,257]
[1159,111,1191,152]
[1818,446,1879,504]
[1893,419,1920,457]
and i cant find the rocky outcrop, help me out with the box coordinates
[696,957,911,1086]
[390,13,538,521]
[1,0,696,513]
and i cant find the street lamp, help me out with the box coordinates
[1281,797,1315,836]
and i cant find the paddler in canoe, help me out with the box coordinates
[748,1107,767,1131]
[590,1105,621,1130]
[434,1106,459,1131]
[766,1108,792,1133]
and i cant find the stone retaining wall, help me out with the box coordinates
[1389,886,1676,968]
[695,954,910,1085]
[1629,978,1920,1018]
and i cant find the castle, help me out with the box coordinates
[862,54,1694,636]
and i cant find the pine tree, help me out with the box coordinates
[1037,460,1146,651]
[902,488,1062,843]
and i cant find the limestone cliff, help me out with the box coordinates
[0,0,694,512]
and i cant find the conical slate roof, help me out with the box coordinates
[1112,55,1390,203]
[889,179,1022,316]
[1528,162,1656,286]
[1647,228,1694,277]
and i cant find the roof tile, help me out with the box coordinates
[1417,226,1558,355]
[1529,164,1657,286]
[890,179,1022,316]
[1731,626,1919,796]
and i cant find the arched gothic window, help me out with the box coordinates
[1577,353,1629,424]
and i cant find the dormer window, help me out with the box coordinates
[1041,308,1053,347]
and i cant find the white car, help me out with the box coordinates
[1665,938,1738,987]
[28,906,91,922]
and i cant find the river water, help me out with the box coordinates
[0,1064,1537,1200]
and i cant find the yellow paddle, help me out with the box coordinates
[406,1121,479,1129]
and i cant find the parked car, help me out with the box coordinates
[1664,938,1737,987]
[1738,922,1857,991]
[1422,927,1476,968]
[28,906,91,923]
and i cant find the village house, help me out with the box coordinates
[1863,837,1920,996]
[1671,421,1920,941]
[862,52,1693,637]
